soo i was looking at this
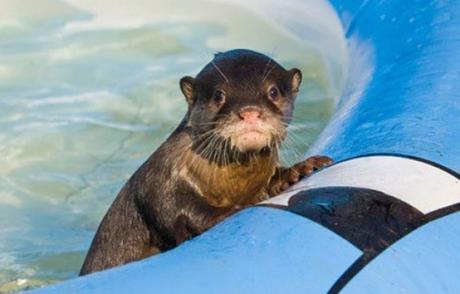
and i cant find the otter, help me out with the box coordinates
[80,49,332,275]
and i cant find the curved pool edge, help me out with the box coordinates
[309,0,460,172]
[29,0,460,293]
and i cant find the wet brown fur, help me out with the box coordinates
[182,147,277,207]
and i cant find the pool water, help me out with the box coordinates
[0,0,345,292]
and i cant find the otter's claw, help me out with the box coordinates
[267,155,333,197]
[294,155,333,175]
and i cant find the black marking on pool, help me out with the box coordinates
[261,186,460,293]
[258,154,460,291]
[287,187,425,254]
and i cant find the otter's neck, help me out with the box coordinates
[180,141,278,207]
[159,126,279,207]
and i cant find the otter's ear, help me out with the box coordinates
[288,68,302,93]
[180,76,196,105]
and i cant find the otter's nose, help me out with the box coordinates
[238,109,261,123]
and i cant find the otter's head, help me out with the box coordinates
[180,49,301,162]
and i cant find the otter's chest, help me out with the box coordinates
[183,154,277,207]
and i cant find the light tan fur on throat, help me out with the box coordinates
[180,149,277,207]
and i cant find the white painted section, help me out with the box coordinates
[263,155,460,214]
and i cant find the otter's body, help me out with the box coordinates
[80,49,331,275]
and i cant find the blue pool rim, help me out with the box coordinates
[31,0,460,293]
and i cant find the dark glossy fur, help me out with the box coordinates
[80,126,238,274]
[80,49,331,275]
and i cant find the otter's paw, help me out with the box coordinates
[292,155,333,176]
[268,155,333,197]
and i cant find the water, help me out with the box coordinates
[0,0,345,292]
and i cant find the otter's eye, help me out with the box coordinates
[213,90,226,104]
[268,86,280,101]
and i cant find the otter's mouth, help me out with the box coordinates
[224,119,279,153]
[232,126,271,152]
[191,116,283,165]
